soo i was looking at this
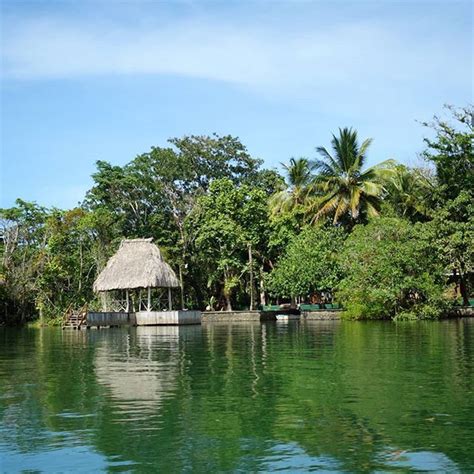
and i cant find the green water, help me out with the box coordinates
[1,320,473,473]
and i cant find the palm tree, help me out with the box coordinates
[308,127,394,224]
[385,165,433,220]
[269,157,312,215]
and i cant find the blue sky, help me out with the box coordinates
[1,0,472,208]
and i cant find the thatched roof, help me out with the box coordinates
[93,238,179,292]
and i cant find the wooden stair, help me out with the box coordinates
[62,304,88,330]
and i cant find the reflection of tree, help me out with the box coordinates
[270,321,474,472]
[0,328,100,454]
[1,321,473,471]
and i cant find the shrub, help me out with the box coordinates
[337,218,448,320]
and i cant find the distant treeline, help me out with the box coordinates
[1,105,472,324]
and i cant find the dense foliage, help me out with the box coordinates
[338,218,448,320]
[267,225,345,299]
[188,178,269,310]
[1,106,472,324]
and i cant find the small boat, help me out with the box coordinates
[276,313,300,321]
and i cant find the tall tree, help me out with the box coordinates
[308,128,394,225]
[384,165,434,221]
[421,105,474,305]
[269,157,312,216]
[421,104,473,203]
[188,179,268,311]
[0,200,48,323]
[85,134,267,308]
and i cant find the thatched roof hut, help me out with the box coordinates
[93,238,179,293]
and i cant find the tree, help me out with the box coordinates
[85,134,268,309]
[35,209,94,320]
[309,128,394,225]
[267,225,346,300]
[0,200,48,323]
[420,105,474,304]
[188,179,268,311]
[421,104,473,203]
[425,192,474,306]
[383,165,434,221]
[168,133,263,190]
[337,218,448,320]
[269,157,312,216]
[0,199,121,325]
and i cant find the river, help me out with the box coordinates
[1,319,473,472]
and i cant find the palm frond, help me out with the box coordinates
[268,190,292,216]
[313,192,340,222]
[355,137,373,170]
[311,159,339,177]
[314,148,342,176]
[334,196,350,223]
[312,128,393,224]
[360,180,383,197]
[365,195,382,218]
[282,157,312,188]
[349,188,362,218]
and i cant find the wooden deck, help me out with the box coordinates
[85,310,202,327]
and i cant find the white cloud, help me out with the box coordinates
[1,12,469,100]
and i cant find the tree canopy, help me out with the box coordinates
[1,106,472,324]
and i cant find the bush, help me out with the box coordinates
[337,218,449,320]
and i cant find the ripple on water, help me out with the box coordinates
[1,321,473,472]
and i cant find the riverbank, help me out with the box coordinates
[201,309,343,322]
[7,304,473,329]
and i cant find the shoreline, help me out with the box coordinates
[1,306,472,329]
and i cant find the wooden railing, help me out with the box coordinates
[62,303,89,328]
[77,303,88,327]
[62,303,74,325]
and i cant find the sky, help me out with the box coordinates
[1,0,472,209]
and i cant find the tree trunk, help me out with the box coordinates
[459,265,469,306]
[224,292,232,311]
[78,239,83,293]
[223,269,233,311]
[291,295,296,308]
[248,244,255,310]
[179,264,185,310]
[259,265,266,306]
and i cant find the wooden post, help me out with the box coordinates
[147,287,151,312]
[101,292,107,312]
[168,287,172,310]
[125,290,129,313]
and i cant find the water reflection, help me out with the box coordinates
[95,326,200,410]
[0,320,473,472]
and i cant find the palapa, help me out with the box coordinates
[93,238,179,292]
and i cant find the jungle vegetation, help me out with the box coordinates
[1,105,472,324]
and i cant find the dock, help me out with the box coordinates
[65,310,202,329]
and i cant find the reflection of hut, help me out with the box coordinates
[94,327,182,407]
[93,238,180,312]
